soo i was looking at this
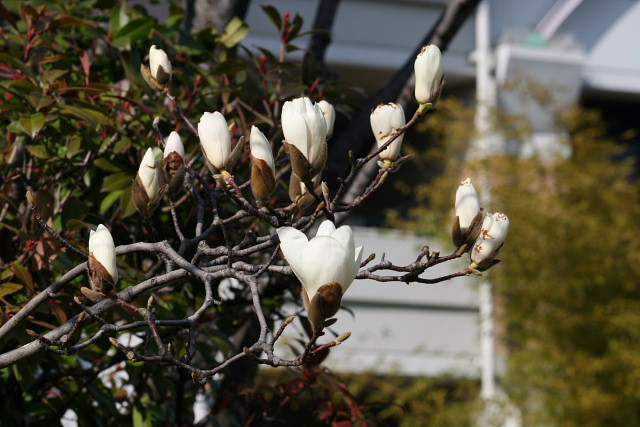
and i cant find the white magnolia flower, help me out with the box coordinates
[198,111,231,171]
[318,100,335,138]
[281,97,327,167]
[370,103,405,161]
[277,220,363,304]
[138,147,161,202]
[164,131,185,159]
[455,177,481,229]
[149,45,172,86]
[414,44,444,105]
[89,224,118,285]
[471,212,510,268]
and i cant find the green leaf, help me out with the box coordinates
[58,103,111,127]
[0,282,23,298]
[261,5,281,31]
[28,92,53,112]
[109,0,130,35]
[211,59,247,76]
[111,18,154,50]
[100,189,123,213]
[100,172,132,192]
[220,16,249,48]
[9,261,34,295]
[25,144,49,159]
[41,69,69,86]
[94,157,123,172]
[19,113,45,138]
[119,186,137,218]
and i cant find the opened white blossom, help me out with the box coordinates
[89,224,118,285]
[455,177,481,229]
[277,220,363,304]
[281,97,327,167]
[198,111,231,171]
[138,147,161,202]
[414,44,444,105]
[149,45,172,86]
[471,212,510,268]
[318,100,335,138]
[163,131,185,159]
[370,103,406,161]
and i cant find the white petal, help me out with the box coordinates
[149,45,172,79]
[282,100,310,160]
[340,245,363,295]
[318,100,335,138]
[301,236,351,300]
[315,220,337,237]
[277,226,309,286]
[164,131,185,159]
[198,112,231,169]
[249,126,275,172]
[331,224,355,253]
[414,44,443,104]
[138,147,160,201]
[370,103,405,161]
[455,177,480,228]
[89,224,118,283]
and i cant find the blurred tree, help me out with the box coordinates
[394,96,640,426]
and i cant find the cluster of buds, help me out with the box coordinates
[277,220,363,332]
[452,178,510,272]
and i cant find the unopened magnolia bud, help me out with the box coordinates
[26,191,35,206]
[88,224,118,296]
[470,212,510,271]
[162,131,186,196]
[149,45,172,87]
[321,181,330,198]
[198,112,231,172]
[109,337,119,347]
[452,177,483,249]
[414,44,444,105]
[285,315,296,325]
[26,329,38,338]
[249,126,276,202]
[335,331,351,344]
[370,103,405,161]
[133,147,164,217]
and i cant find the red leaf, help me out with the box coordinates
[80,50,91,85]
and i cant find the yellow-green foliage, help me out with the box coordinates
[396,97,640,426]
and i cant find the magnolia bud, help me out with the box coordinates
[87,224,118,298]
[470,212,510,271]
[282,97,328,181]
[132,147,164,217]
[162,131,186,196]
[149,45,172,86]
[318,100,335,138]
[370,103,405,161]
[198,112,231,172]
[452,177,483,248]
[414,44,444,105]
[249,126,276,202]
